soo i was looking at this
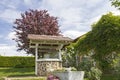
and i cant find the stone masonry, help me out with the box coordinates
[37,61,62,76]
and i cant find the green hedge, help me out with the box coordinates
[0,56,35,68]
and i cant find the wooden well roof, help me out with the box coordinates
[28,34,72,42]
[28,34,73,53]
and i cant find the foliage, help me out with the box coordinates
[54,67,77,72]
[63,44,102,80]
[110,54,120,74]
[63,12,120,80]
[75,13,120,71]
[101,73,120,80]
[87,67,102,80]
[71,67,77,71]
[78,56,95,71]
[110,0,120,9]
[0,56,35,68]
[13,9,60,55]
[78,55,102,80]
[62,43,77,67]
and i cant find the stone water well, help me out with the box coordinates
[28,34,72,76]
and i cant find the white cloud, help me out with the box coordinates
[0,35,3,38]
[0,44,13,50]
[90,15,102,25]
[23,0,41,9]
[6,32,16,40]
[23,0,32,6]
[112,10,120,15]
[63,30,87,39]
[60,8,82,23]
[0,0,19,9]
[0,9,21,23]
[0,44,28,56]
[0,0,120,56]
[39,0,117,37]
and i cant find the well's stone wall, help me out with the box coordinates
[37,61,62,76]
[53,71,85,80]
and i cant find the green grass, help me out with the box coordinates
[12,78,45,80]
[0,67,46,80]
[101,73,120,80]
[0,67,35,77]
[84,73,120,80]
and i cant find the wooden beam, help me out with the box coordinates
[30,45,60,50]
[59,44,63,60]
[30,40,71,45]
[35,43,38,75]
[38,49,58,53]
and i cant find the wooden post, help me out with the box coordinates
[35,43,38,75]
[59,44,63,61]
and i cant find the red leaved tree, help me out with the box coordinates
[13,9,61,55]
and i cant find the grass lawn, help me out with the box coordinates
[0,67,34,77]
[101,73,120,80]
[11,78,45,80]
[0,67,46,80]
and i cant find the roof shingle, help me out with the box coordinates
[28,34,73,41]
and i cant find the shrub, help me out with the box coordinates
[87,67,102,80]
[78,56,102,80]
[0,56,35,68]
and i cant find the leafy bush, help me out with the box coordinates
[54,67,77,72]
[87,67,102,80]
[0,56,35,68]
[78,56,102,80]
[71,67,77,71]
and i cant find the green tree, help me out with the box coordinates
[74,12,120,72]
[110,0,120,9]
[62,43,77,67]
[63,43,102,80]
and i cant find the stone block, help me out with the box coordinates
[53,71,84,80]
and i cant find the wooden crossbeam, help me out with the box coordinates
[29,40,70,45]
[30,45,59,49]
[38,49,58,53]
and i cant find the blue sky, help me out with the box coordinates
[0,0,119,56]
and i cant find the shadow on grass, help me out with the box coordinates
[0,67,35,77]
[101,73,120,80]
[8,74,36,77]
[0,78,4,80]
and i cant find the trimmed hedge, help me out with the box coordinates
[0,56,35,68]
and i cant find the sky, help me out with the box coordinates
[0,0,119,56]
